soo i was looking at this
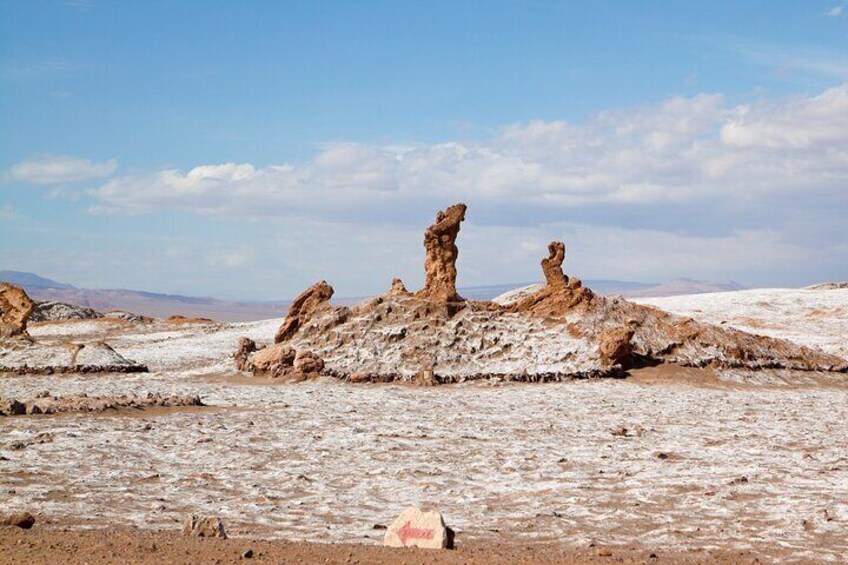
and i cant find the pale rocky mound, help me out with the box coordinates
[0,284,146,374]
[30,300,103,322]
[805,281,848,290]
[238,204,847,383]
[103,310,153,323]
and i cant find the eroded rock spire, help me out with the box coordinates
[541,241,568,288]
[418,203,467,302]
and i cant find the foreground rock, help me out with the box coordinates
[182,515,227,539]
[249,343,325,382]
[1,512,35,529]
[0,392,203,416]
[236,203,847,383]
[384,507,450,549]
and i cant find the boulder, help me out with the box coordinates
[384,506,450,549]
[1,512,35,529]
[181,514,227,538]
[234,337,260,371]
[0,282,34,337]
[598,327,635,368]
[294,350,324,376]
[251,344,297,378]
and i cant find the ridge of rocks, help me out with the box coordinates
[236,203,847,383]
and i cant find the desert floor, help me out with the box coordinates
[2,288,847,564]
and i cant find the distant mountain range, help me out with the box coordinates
[0,270,289,322]
[0,269,747,322]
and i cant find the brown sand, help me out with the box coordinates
[0,525,788,564]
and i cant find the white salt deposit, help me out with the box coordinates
[2,288,847,562]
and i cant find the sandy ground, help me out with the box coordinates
[0,526,798,564]
[2,288,847,563]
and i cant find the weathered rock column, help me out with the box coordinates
[417,203,467,302]
[541,241,568,288]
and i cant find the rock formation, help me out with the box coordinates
[0,283,34,338]
[597,327,635,368]
[29,300,102,323]
[275,280,334,343]
[389,278,410,295]
[541,241,568,288]
[417,203,466,302]
[0,392,203,417]
[507,241,595,318]
[0,284,147,374]
[249,342,325,382]
[236,203,847,384]
[233,337,259,371]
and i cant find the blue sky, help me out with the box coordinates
[1,1,847,299]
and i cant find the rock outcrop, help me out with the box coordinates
[236,203,847,384]
[234,337,259,371]
[0,392,203,417]
[29,301,102,323]
[248,342,325,382]
[275,280,334,343]
[416,203,466,303]
[597,327,635,368]
[0,283,34,338]
[507,241,595,318]
[0,284,147,374]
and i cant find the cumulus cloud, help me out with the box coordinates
[9,155,118,185]
[64,84,848,294]
[88,85,848,222]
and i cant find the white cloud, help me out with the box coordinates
[827,5,844,17]
[721,85,848,148]
[0,204,16,218]
[88,85,848,217]
[9,155,118,185]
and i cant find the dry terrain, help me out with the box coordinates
[2,288,847,563]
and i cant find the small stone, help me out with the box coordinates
[2,512,36,529]
[242,548,254,559]
[348,372,372,384]
[596,548,613,557]
[181,514,227,539]
[384,506,450,549]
